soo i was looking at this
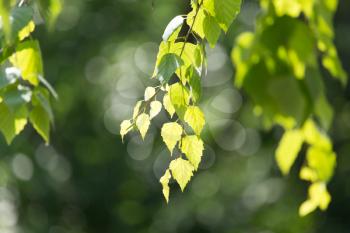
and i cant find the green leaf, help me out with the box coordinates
[159,169,171,203]
[180,135,204,170]
[161,122,183,155]
[0,102,28,144]
[29,104,50,143]
[38,0,63,30]
[169,83,189,119]
[0,67,17,89]
[0,6,34,43]
[275,129,304,175]
[9,40,44,86]
[184,106,205,135]
[136,113,150,140]
[155,53,184,83]
[10,7,34,41]
[2,83,31,112]
[203,13,222,47]
[203,0,242,32]
[187,7,221,48]
[186,66,202,103]
[0,0,11,43]
[32,87,54,122]
[169,158,195,191]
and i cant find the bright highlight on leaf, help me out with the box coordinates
[136,113,150,140]
[161,122,183,154]
[169,158,195,191]
[162,15,184,42]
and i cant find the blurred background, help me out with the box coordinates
[0,0,349,232]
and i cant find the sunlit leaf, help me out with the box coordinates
[136,113,150,140]
[299,182,331,216]
[275,129,304,175]
[169,157,195,191]
[120,120,132,142]
[203,0,242,32]
[133,101,142,119]
[9,40,43,86]
[161,122,183,155]
[144,87,156,101]
[184,106,205,135]
[163,93,175,118]
[162,15,184,41]
[159,169,171,203]
[180,135,204,170]
[169,83,189,119]
[150,101,162,119]
[18,20,35,41]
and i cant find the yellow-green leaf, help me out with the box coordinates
[163,93,175,118]
[18,20,35,41]
[133,101,142,119]
[299,182,331,216]
[184,106,205,135]
[161,122,183,154]
[181,135,204,170]
[187,7,221,47]
[299,166,317,182]
[144,87,156,101]
[150,101,162,119]
[275,129,304,175]
[306,146,336,182]
[0,102,28,144]
[29,105,50,143]
[9,40,43,86]
[169,157,195,191]
[120,120,132,142]
[169,83,189,119]
[302,120,332,150]
[136,113,150,140]
[203,0,242,32]
[159,169,172,203]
